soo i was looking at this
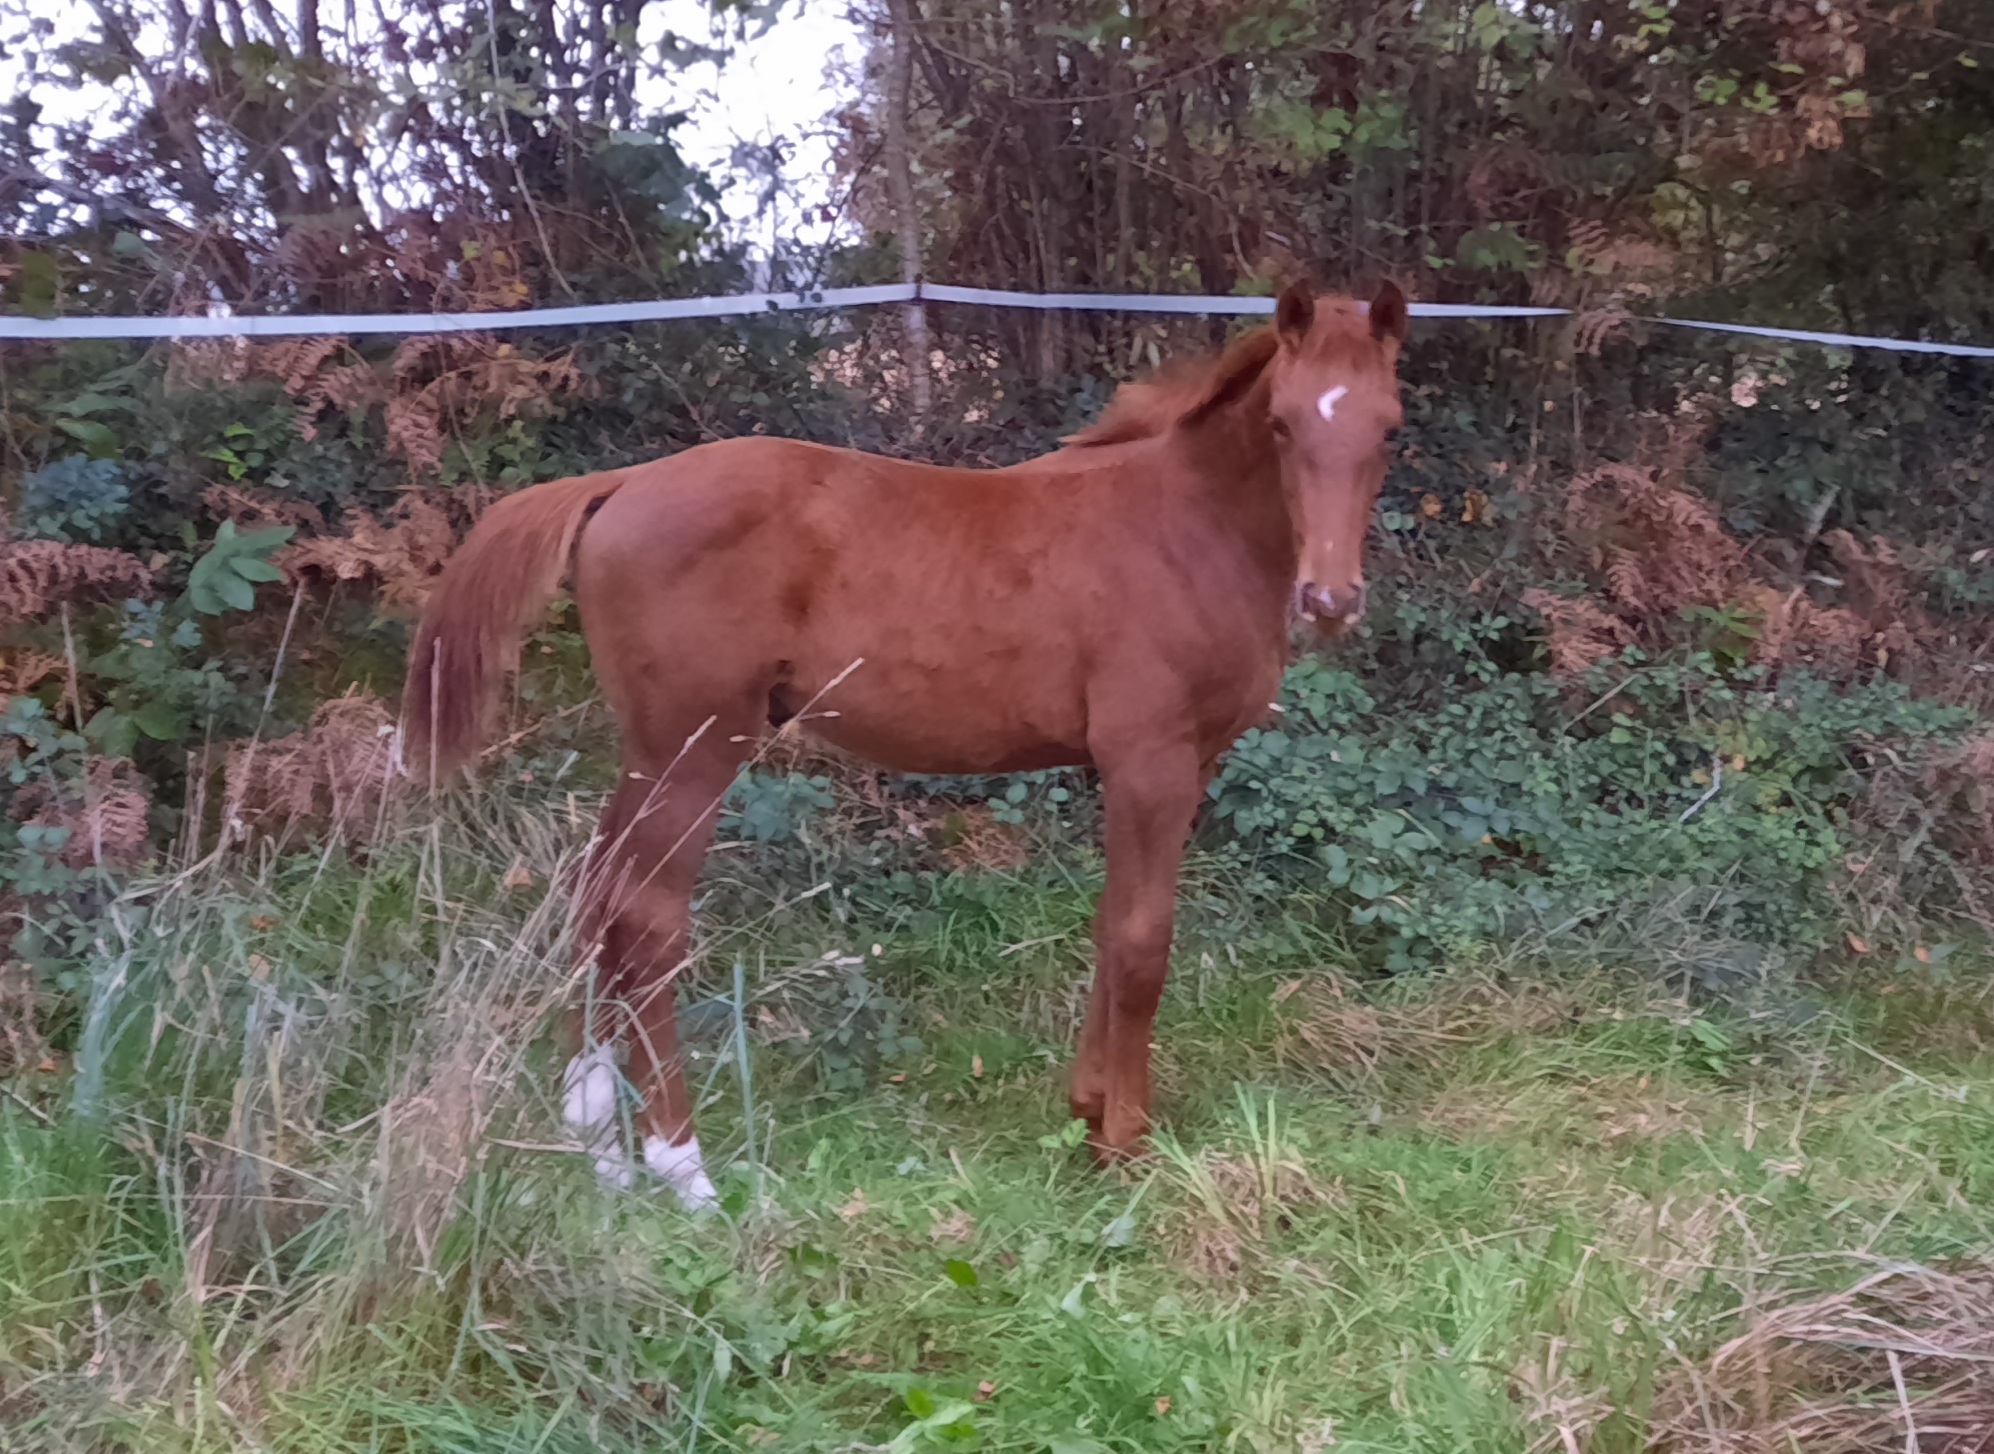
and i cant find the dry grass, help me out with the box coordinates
[0,791,604,1432]
[0,956,50,1078]
[1654,1259,1994,1454]
[1270,971,1470,1085]
[1153,1090,1345,1284]
[1272,970,1595,1087]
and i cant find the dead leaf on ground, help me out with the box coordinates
[930,1208,977,1246]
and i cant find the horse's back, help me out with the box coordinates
[572,437,1119,772]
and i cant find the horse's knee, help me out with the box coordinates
[1105,907,1173,1003]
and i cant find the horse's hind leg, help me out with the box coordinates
[567,712,755,1208]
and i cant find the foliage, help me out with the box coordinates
[728,771,837,844]
[0,696,136,991]
[1212,649,1970,973]
[17,457,130,543]
[184,520,294,616]
[749,955,928,1094]
[839,1,1993,370]
[78,602,248,760]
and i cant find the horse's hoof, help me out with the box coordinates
[566,1047,635,1189]
[592,1152,635,1190]
[563,1045,621,1132]
[1087,1134,1147,1168]
[644,1134,720,1213]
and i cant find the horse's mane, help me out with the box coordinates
[1062,326,1280,449]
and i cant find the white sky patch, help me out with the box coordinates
[0,0,861,258]
[641,0,862,252]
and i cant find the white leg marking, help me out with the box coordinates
[644,1134,720,1212]
[1316,384,1349,421]
[563,1045,631,1189]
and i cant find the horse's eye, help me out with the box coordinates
[1384,427,1403,445]
[1270,418,1293,442]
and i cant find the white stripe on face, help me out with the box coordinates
[1316,385,1349,422]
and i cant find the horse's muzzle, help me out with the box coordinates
[1294,580,1367,630]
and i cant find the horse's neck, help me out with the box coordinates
[1178,408,1300,589]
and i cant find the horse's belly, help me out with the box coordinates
[805,719,1089,776]
[794,671,1092,776]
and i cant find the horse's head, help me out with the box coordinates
[1263,280,1408,634]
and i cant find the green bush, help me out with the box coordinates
[1209,638,1971,973]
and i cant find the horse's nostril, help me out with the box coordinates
[1296,584,1334,619]
[1299,583,1363,621]
[1300,582,1363,622]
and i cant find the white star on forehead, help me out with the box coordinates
[1316,385,1349,422]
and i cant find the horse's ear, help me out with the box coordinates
[1369,279,1409,343]
[1275,283,1315,348]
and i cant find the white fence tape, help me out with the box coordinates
[0,279,1989,357]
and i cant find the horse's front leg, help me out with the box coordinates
[1074,740,1204,1158]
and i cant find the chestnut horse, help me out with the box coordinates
[405,282,1407,1207]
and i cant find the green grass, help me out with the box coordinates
[2,795,1992,1452]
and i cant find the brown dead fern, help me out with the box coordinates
[11,757,154,869]
[223,693,405,847]
[170,327,588,473]
[384,334,590,474]
[278,495,458,611]
[1520,588,1633,677]
[0,541,154,628]
[1534,463,1920,683]
[201,483,327,532]
[0,650,68,699]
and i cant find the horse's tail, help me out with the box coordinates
[403,469,631,781]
